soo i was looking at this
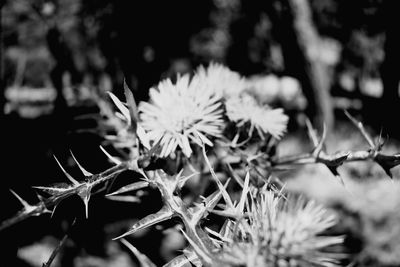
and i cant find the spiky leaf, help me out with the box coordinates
[114,206,174,240]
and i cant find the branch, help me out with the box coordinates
[273,112,400,180]
[42,218,76,267]
[113,155,234,265]
[0,162,129,232]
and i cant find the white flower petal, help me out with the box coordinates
[225,94,288,139]
[138,74,225,158]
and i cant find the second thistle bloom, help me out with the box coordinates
[139,75,225,158]
[225,94,289,140]
[194,62,247,98]
[220,190,344,267]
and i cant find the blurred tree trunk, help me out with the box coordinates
[0,3,5,119]
[380,1,400,131]
[267,0,334,131]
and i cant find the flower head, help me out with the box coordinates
[194,62,247,98]
[254,192,344,267]
[245,74,281,104]
[225,94,288,139]
[139,75,225,158]
[220,190,344,267]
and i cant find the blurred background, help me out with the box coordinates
[1,0,400,266]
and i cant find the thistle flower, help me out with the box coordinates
[139,74,225,158]
[245,74,281,104]
[225,94,289,139]
[222,190,344,267]
[194,62,247,98]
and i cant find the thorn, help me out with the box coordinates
[321,151,350,167]
[42,207,52,215]
[248,123,255,139]
[112,206,174,240]
[84,192,91,219]
[226,163,243,187]
[177,171,199,189]
[53,156,80,186]
[377,162,393,179]
[51,204,59,218]
[107,91,131,122]
[35,193,46,203]
[10,189,31,209]
[123,79,139,130]
[344,110,375,148]
[106,181,149,197]
[99,146,121,165]
[232,132,240,146]
[305,117,319,147]
[69,150,93,177]
[327,166,345,186]
[237,172,250,212]
[313,123,327,157]
[77,186,92,219]
[84,196,90,219]
[180,230,213,265]
[174,168,184,182]
[202,145,233,208]
[106,195,140,203]
[137,139,161,169]
[164,251,198,267]
[113,231,130,241]
[375,154,400,179]
[191,181,229,224]
[120,238,156,267]
[42,218,76,267]
[204,227,230,243]
[375,129,387,151]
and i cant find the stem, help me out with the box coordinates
[42,218,76,267]
[0,162,130,232]
[274,150,378,166]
